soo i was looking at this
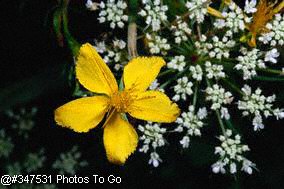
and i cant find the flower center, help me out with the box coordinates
[110,91,133,113]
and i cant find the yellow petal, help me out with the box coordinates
[76,43,118,96]
[55,96,109,133]
[123,57,165,92]
[103,112,138,164]
[127,90,180,123]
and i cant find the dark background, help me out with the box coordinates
[0,0,284,188]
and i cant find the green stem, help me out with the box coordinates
[159,69,175,77]
[256,68,283,75]
[128,0,138,23]
[160,79,173,89]
[216,110,226,135]
[222,78,244,96]
[220,58,237,63]
[193,82,199,108]
[206,78,226,135]
[219,0,225,11]
[62,5,80,56]
[210,59,235,70]
[128,0,139,58]
[53,8,64,46]
[225,119,237,133]
[252,76,284,82]
[160,67,188,88]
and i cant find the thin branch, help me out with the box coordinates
[127,22,138,58]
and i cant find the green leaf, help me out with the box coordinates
[0,64,67,112]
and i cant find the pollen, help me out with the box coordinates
[110,91,133,113]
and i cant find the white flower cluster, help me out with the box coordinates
[212,130,255,174]
[238,85,284,131]
[149,79,164,92]
[235,48,280,80]
[5,107,37,139]
[189,65,203,81]
[244,0,257,14]
[139,0,168,31]
[113,39,127,49]
[171,18,192,44]
[24,149,46,173]
[94,41,106,54]
[138,122,167,167]
[195,35,235,60]
[149,152,163,168]
[264,48,280,64]
[52,146,88,175]
[6,162,22,175]
[175,106,207,148]
[259,14,284,46]
[205,61,226,80]
[98,0,128,29]
[214,2,246,33]
[87,0,284,174]
[0,129,14,158]
[173,77,193,101]
[94,39,127,70]
[85,0,99,11]
[205,84,233,111]
[167,55,186,71]
[185,0,210,23]
[146,33,170,55]
[235,48,265,80]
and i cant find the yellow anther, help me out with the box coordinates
[110,91,133,113]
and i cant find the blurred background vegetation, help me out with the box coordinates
[0,0,284,188]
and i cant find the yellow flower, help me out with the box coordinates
[248,0,284,47]
[54,43,180,165]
